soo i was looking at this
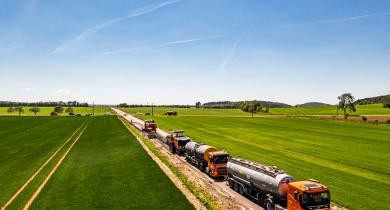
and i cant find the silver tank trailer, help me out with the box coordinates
[184,141,200,156]
[227,157,295,197]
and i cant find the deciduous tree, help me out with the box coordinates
[29,107,40,115]
[337,93,356,119]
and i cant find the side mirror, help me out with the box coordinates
[294,191,298,199]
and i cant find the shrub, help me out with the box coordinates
[383,102,390,108]
[362,116,367,122]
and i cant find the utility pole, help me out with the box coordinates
[92,101,95,116]
[152,103,154,116]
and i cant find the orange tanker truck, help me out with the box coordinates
[166,130,191,155]
[227,157,331,210]
[184,142,229,177]
[142,119,157,138]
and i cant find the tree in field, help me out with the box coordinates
[15,106,24,116]
[256,106,263,113]
[65,107,74,114]
[54,106,64,115]
[195,102,202,109]
[29,107,40,115]
[7,107,15,113]
[337,93,356,119]
[248,105,256,117]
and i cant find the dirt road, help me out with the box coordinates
[113,108,262,210]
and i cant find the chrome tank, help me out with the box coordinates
[184,141,199,156]
[227,157,295,197]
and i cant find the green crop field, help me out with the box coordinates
[30,116,193,209]
[0,116,87,207]
[270,104,390,115]
[0,106,113,116]
[121,107,390,210]
[0,116,193,209]
[120,104,390,118]
[121,107,250,117]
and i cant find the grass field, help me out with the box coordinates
[0,116,87,207]
[121,107,390,210]
[121,107,249,116]
[0,116,193,209]
[30,116,194,209]
[0,106,113,116]
[269,104,390,115]
[120,104,390,118]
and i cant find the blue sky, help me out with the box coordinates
[1,0,389,105]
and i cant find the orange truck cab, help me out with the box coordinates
[166,130,191,155]
[287,180,331,210]
[143,120,157,138]
[206,150,229,177]
[143,120,157,132]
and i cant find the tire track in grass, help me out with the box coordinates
[22,121,90,210]
[0,121,87,210]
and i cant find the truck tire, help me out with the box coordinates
[233,182,239,192]
[239,185,245,195]
[198,163,204,172]
[229,180,234,189]
[264,199,274,210]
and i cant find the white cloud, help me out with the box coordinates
[218,35,245,72]
[55,88,71,94]
[92,34,225,57]
[24,87,37,91]
[274,12,390,29]
[48,0,182,55]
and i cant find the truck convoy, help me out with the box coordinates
[142,119,157,138]
[227,157,331,210]
[184,141,229,177]
[127,115,331,210]
[166,130,191,155]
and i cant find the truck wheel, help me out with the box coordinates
[239,185,245,195]
[264,199,274,210]
[229,180,234,189]
[198,163,204,172]
[233,182,239,192]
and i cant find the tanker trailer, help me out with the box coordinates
[185,142,229,177]
[227,157,331,210]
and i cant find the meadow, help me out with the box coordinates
[269,103,390,115]
[121,107,390,210]
[0,116,87,208]
[0,106,112,116]
[120,104,390,118]
[0,116,193,209]
[30,116,194,209]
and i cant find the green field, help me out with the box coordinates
[0,116,87,207]
[270,104,390,115]
[0,116,193,209]
[0,106,113,116]
[121,107,249,116]
[120,104,390,118]
[121,107,390,210]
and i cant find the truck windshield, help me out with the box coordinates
[302,192,330,207]
[175,132,185,137]
[213,155,228,164]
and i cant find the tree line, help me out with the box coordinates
[117,103,191,108]
[0,101,89,107]
[6,106,76,116]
